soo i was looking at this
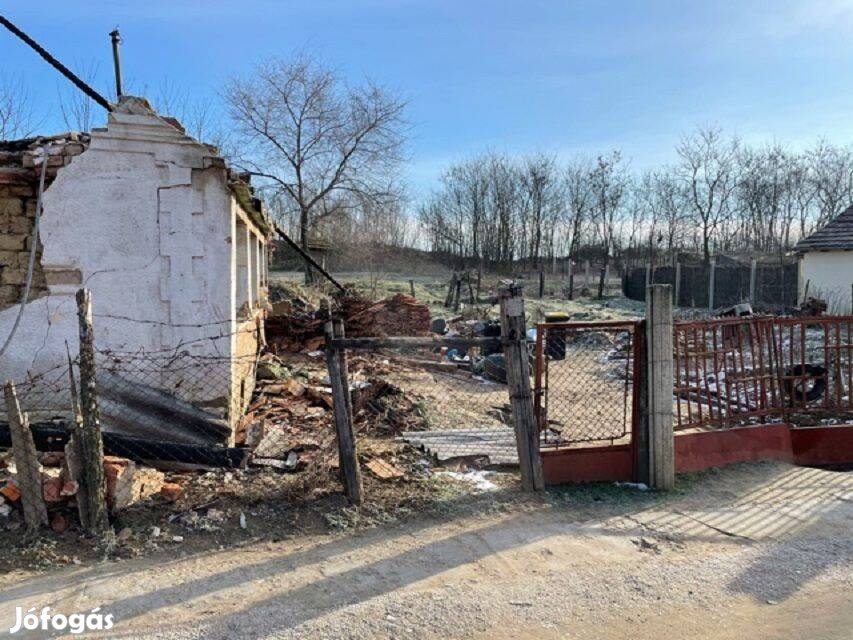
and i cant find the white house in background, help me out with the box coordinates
[0,96,273,444]
[795,205,853,314]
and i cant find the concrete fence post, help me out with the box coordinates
[749,259,758,304]
[708,258,716,311]
[645,284,675,490]
[674,261,681,306]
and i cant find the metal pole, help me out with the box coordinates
[109,28,123,99]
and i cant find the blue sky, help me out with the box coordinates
[4,1,853,195]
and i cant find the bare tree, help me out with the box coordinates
[0,74,37,140]
[562,157,593,262]
[589,151,627,298]
[56,62,102,132]
[807,139,853,228]
[677,126,738,263]
[519,153,563,269]
[225,54,407,283]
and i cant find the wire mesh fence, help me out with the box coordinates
[535,321,639,447]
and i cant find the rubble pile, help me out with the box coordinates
[344,293,431,337]
[266,285,431,353]
[0,452,180,534]
[240,354,428,468]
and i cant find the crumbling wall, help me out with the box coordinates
[0,135,89,311]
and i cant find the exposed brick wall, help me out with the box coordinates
[0,134,90,311]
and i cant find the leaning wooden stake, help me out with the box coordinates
[3,381,48,531]
[75,288,109,533]
[444,272,458,308]
[645,284,675,490]
[499,284,544,491]
[325,320,363,505]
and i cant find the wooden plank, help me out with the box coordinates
[499,284,544,491]
[3,381,48,530]
[366,458,404,480]
[325,320,363,505]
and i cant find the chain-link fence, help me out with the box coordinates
[535,321,640,447]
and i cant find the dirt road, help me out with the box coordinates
[0,461,850,639]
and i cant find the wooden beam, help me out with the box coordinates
[75,288,109,533]
[3,381,48,530]
[499,284,544,491]
[325,320,363,504]
[330,336,502,351]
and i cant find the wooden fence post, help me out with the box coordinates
[325,320,363,505]
[567,260,575,300]
[75,288,109,533]
[409,279,416,298]
[499,284,544,491]
[3,381,48,531]
[538,269,545,299]
[444,272,457,308]
[645,284,675,490]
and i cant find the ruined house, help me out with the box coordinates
[0,96,273,445]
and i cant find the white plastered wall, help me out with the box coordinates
[0,102,264,428]
[800,251,853,313]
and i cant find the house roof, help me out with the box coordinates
[795,205,853,252]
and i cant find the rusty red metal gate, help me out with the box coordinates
[674,315,853,430]
[534,320,642,448]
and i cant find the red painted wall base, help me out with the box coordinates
[542,423,853,486]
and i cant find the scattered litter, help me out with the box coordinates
[614,481,649,491]
[436,470,498,492]
[239,512,247,529]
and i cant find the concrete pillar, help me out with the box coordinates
[749,258,757,304]
[674,262,681,306]
[645,284,675,490]
[708,257,716,311]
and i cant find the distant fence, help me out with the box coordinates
[624,260,798,310]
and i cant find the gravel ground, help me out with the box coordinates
[0,461,850,639]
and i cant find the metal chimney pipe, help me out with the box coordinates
[109,27,123,98]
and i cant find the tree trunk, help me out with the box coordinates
[300,207,314,285]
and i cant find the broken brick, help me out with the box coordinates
[50,513,69,533]
[1,482,21,502]
[42,476,65,503]
[159,483,183,502]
